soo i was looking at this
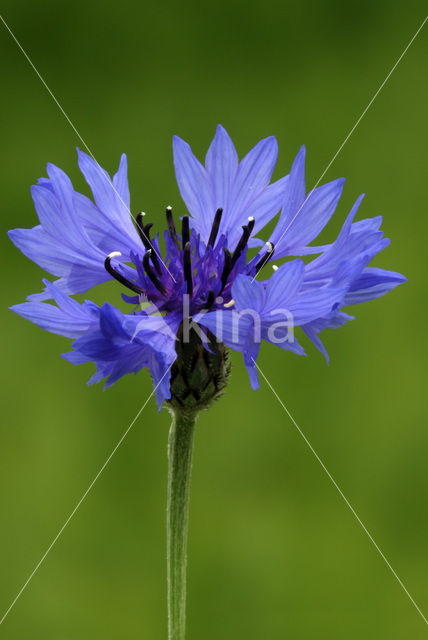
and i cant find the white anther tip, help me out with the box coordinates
[166,205,172,211]
[265,241,273,251]
[248,216,255,222]
[272,264,279,271]
[108,251,122,259]
[224,299,236,308]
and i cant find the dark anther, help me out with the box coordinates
[207,208,223,247]
[166,206,176,235]
[136,213,162,275]
[183,241,193,296]
[166,206,181,249]
[142,250,167,295]
[105,253,145,295]
[231,217,255,266]
[255,242,275,273]
[136,213,151,248]
[220,248,233,291]
[205,289,215,309]
[182,216,190,247]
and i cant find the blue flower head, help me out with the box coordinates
[9,125,406,410]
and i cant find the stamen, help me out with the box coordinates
[255,242,275,273]
[220,248,233,290]
[182,216,190,247]
[142,250,167,295]
[183,241,193,296]
[136,213,162,275]
[104,252,144,295]
[136,213,152,249]
[231,217,255,266]
[207,208,223,247]
[272,264,279,271]
[224,299,235,308]
[206,289,215,309]
[135,212,147,239]
[166,206,176,235]
[166,206,181,249]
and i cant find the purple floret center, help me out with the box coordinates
[104,206,274,316]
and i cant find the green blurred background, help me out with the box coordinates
[1,1,427,638]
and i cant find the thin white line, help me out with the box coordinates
[0,13,176,283]
[0,364,172,626]
[0,15,96,158]
[252,358,428,626]
[252,15,427,281]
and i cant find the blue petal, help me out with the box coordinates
[173,135,214,240]
[27,270,111,301]
[112,153,130,211]
[263,145,306,259]
[195,308,261,389]
[345,267,406,304]
[276,177,345,255]
[205,125,239,215]
[73,188,141,259]
[43,279,94,315]
[8,152,143,300]
[304,194,371,282]
[231,275,266,313]
[268,145,346,258]
[77,149,136,239]
[302,310,354,363]
[245,175,289,236]
[316,195,365,256]
[11,301,92,339]
[243,342,261,390]
[279,145,306,222]
[264,259,305,309]
[31,178,99,258]
[284,286,345,325]
[65,304,178,410]
[174,127,287,249]
[10,282,97,338]
[45,163,89,242]
[227,136,278,232]
[350,216,383,233]
[8,226,84,276]
[195,309,253,351]
[302,325,330,363]
[261,323,307,355]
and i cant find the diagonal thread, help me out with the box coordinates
[0,365,172,626]
[253,357,428,626]
[0,13,176,282]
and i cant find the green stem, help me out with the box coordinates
[167,412,196,640]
